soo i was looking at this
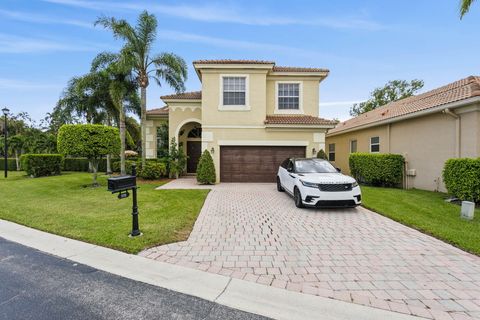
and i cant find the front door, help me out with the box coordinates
[187,141,201,173]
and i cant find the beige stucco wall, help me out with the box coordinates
[325,126,389,175]
[266,77,320,117]
[325,105,480,192]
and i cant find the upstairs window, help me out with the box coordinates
[328,143,336,161]
[370,136,380,153]
[278,83,300,110]
[223,76,246,105]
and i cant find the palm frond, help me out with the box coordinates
[460,0,476,18]
[150,52,188,93]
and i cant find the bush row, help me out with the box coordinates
[20,154,63,177]
[0,158,18,171]
[349,153,404,187]
[63,158,109,172]
[443,158,480,202]
[112,159,168,180]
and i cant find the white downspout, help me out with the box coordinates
[443,108,460,158]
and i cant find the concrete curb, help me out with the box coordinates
[0,219,419,320]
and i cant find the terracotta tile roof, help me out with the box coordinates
[146,106,169,115]
[160,91,202,100]
[265,115,337,126]
[272,66,330,73]
[193,59,275,65]
[328,76,480,135]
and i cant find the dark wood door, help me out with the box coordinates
[220,146,306,182]
[187,141,201,173]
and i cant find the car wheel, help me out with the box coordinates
[294,187,304,208]
[276,177,284,192]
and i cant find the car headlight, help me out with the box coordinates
[352,181,359,188]
[300,180,319,188]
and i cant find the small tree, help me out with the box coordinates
[196,150,216,185]
[167,137,186,179]
[58,124,120,186]
[316,149,327,160]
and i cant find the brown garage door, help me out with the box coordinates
[220,146,306,182]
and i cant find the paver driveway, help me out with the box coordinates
[141,178,480,320]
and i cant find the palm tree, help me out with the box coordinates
[95,11,187,166]
[91,52,139,175]
[460,0,476,18]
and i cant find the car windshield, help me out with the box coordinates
[295,159,338,173]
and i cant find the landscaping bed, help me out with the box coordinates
[0,172,209,253]
[362,186,480,255]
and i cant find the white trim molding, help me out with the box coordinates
[218,140,309,146]
[174,118,202,141]
[219,74,251,111]
[202,125,265,129]
[170,105,201,112]
[274,81,303,115]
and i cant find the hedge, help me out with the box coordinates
[443,158,480,202]
[138,162,167,180]
[21,154,63,177]
[349,153,404,187]
[63,158,109,172]
[0,158,17,171]
[112,158,168,178]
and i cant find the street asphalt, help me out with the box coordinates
[0,237,269,320]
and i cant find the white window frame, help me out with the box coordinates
[370,136,380,153]
[275,81,303,114]
[219,74,250,111]
[350,139,357,153]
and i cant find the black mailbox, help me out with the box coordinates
[108,175,136,193]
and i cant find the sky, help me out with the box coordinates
[0,0,479,123]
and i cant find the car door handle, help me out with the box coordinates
[289,174,296,178]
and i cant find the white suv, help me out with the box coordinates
[277,158,361,208]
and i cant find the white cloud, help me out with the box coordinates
[0,9,94,29]
[0,78,63,90]
[0,33,109,53]
[43,0,383,30]
[157,30,315,56]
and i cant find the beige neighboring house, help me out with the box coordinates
[145,59,336,182]
[326,76,480,192]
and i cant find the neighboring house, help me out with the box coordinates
[145,59,336,182]
[326,76,480,192]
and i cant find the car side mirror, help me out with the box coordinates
[336,167,341,173]
[287,167,293,172]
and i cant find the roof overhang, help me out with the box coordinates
[268,71,329,78]
[327,97,480,137]
[193,63,275,80]
[265,123,336,130]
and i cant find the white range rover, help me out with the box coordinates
[277,158,361,208]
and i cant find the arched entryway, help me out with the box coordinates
[176,120,202,174]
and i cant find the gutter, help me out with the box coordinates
[326,96,480,137]
[443,108,461,157]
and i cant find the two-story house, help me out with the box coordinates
[145,59,336,182]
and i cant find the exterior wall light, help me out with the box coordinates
[312,147,316,156]
[210,147,215,154]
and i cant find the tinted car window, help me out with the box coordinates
[295,159,337,173]
[280,158,290,169]
[287,160,294,172]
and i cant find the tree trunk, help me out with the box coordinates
[91,158,99,187]
[119,102,126,176]
[106,154,112,175]
[15,150,20,171]
[141,86,147,167]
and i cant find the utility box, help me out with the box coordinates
[108,175,136,193]
[461,201,475,220]
[406,169,416,176]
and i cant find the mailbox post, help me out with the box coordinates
[107,164,141,237]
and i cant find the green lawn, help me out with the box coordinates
[1,172,209,253]
[362,186,480,255]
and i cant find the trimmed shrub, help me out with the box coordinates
[349,153,404,187]
[316,149,327,160]
[21,154,63,177]
[196,150,216,185]
[443,158,480,202]
[63,158,109,172]
[0,158,17,171]
[138,162,167,180]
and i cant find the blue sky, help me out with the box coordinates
[1,0,479,123]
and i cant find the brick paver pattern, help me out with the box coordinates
[141,179,480,320]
